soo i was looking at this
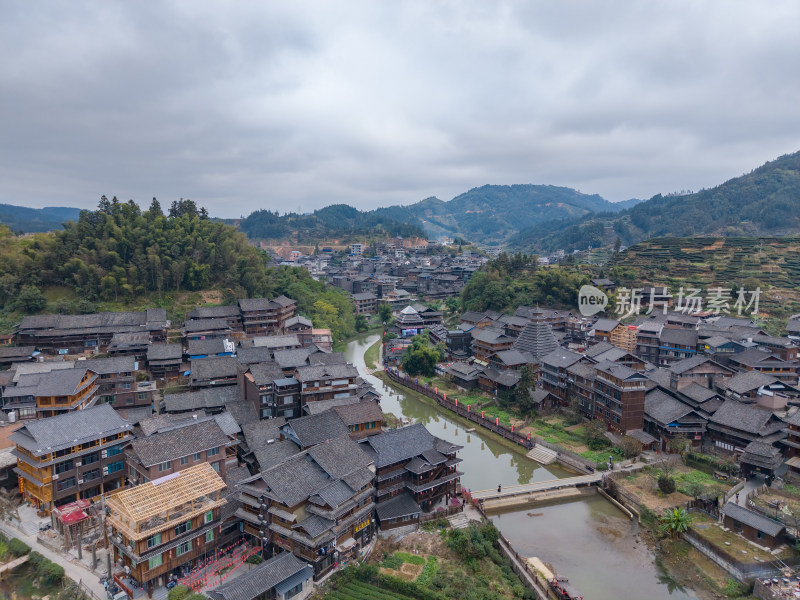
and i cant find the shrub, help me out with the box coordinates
[245,553,263,565]
[8,538,30,557]
[168,585,191,600]
[658,475,676,494]
[27,551,64,586]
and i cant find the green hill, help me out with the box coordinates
[0,197,356,339]
[239,203,426,242]
[0,204,82,233]
[512,150,800,253]
[371,184,637,244]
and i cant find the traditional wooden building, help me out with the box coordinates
[236,436,376,579]
[11,404,133,512]
[592,361,648,433]
[15,309,169,354]
[207,552,314,600]
[238,296,297,336]
[146,343,183,379]
[366,423,462,526]
[295,364,359,405]
[107,463,227,595]
[722,503,786,550]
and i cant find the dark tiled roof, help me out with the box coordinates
[241,418,287,450]
[83,355,137,374]
[252,441,299,472]
[660,328,699,346]
[206,552,310,600]
[13,367,94,397]
[644,389,697,426]
[283,412,349,447]
[190,356,239,380]
[285,315,313,329]
[366,423,440,469]
[248,362,284,386]
[235,346,274,365]
[723,371,779,394]
[295,363,358,382]
[273,349,311,369]
[225,399,259,427]
[295,513,335,538]
[303,397,362,416]
[261,454,331,506]
[0,346,35,360]
[163,386,240,412]
[188,305,240,320]
[307,435,374,479]
[10,404,132,456]
[332,400,383,427]
[722,503,785,537]
[129,419,233,466]
[669,355,730,375]
[375,492,421,521]
[187,338,229,356]
[492,349,533,366]
[592,318,620,333]
[183,318,231,333]
[251,334,301,349]
[709,400,783,435]
[147,343,183,361]
[541,349,583,369]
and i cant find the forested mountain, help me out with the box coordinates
[511,151,800,253]
[0,204,82,233]
[239,203,426,242]
[0,197,355,339]
[370,185,639,244]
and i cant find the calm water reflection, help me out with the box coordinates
[346,333,698,600]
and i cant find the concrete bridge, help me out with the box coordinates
[470,473,603,504]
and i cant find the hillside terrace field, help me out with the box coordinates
[612,235,800,331]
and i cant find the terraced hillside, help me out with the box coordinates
[611,236,800,326]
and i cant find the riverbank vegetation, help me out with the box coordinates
[0,532,85,600]
[320,523,531,600]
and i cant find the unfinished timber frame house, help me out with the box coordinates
[106,463,227,596]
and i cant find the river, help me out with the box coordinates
[346,332,698,600]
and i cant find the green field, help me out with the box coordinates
[325,580,415,600]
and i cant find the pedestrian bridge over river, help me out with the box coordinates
[470,473,603,503]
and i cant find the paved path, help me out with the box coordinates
[470,473,603,501]
[734,475,764,506]
[0,519,107,599]
[0,554,29,576]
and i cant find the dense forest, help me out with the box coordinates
[511,150,800,253]
[0,197,356,339]
[239,203,426,242]
[459,252,589,312]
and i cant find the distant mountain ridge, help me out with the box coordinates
[509,150,800,253]
[369,184,639,244]
[0,204,82,233]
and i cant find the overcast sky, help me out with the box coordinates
[2,1,799,218]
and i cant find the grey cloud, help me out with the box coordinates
[1,1,799,216]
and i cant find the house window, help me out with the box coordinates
[148,553,162,570]
[205,530,214,543]
[158,461,172,472]
[125,397,134,405]
[212,462,220,472]
[83,469,101,482]
[176,541,192,556]
[147,533,161,549]
[180,456,189,466]
[282,396,294,405]
[757,530,764,539]
[285,581,305,599]
[107,445,123,457]
[193,452,202,461]
[56,476,76,491]
[205,510,213,524]
[208,447,220,457]
[175,521,191,536]
[107,461,123,474]
[55,460,74,475]
[83,452,99,465]
[137,392,147,401]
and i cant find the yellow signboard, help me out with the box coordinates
[354,519,370,533]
